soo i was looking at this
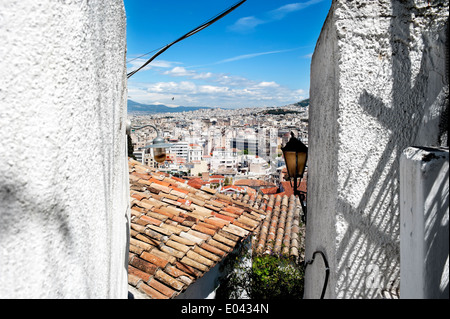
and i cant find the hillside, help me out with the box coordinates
[294,99,310,107]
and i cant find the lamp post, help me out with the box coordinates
[281,132,308,223]
[126,121,173,164]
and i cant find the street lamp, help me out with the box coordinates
[281,132,308,222]
[282,132,329,298]
[126,121,173,163]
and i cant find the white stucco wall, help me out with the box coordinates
[306,0,448,298]
[0,0,129,298]
[400,147,449,299]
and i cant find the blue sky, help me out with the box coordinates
[125,0,332,108]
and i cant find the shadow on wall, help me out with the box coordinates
[0,99,129,298]
[0,173,82,298]
[335,0,448,298]
[421,151,449,298]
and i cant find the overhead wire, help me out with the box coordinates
[126,46,166,64]
[127,0,247,79]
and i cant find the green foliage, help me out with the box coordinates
[263,109,301,115]
[250,255,304,299]
[216,248,305,299]
[294,98,310,107]
[127,134,136,160]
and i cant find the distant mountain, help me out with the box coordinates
[127,100,211,114]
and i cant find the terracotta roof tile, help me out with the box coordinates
[175,261,201,278]
[192,224,217,236]
[129,255,158,276]
[181,256,209,272]
[206,238,232,253]
[251,194,305,260]
[140,251,170,269]
[127,159,286,299]
[211,212,235,222]
[199,242,226,257]
[164,265,194,284]
[138,282,170,299]
[170,176,187,183]
[155,269,185,291]
[260,187,278,195]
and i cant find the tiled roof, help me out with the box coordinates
[260,187,278,195]
[279,181,294,197]
[213,190,304,261]
[186,178,209,189]
[234,179,276,187]
[128,159,266,299]
[246,194,304,261]
[220,185,247,193]
[279,177,307,197]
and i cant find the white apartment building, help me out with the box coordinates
[248,156,270,176]
[188,143,203,163]
[133,149,144,164]
[210,147,238,172]
[169,141,189,161]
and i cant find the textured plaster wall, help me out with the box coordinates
[306,0,448,298]
[0,1,129,298]
[400,147,448,299]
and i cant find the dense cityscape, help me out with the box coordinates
[129,101,309,197]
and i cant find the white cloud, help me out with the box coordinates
[127,56,307,108]
[217,49,292,64]
[268,1,324,20]
[151,60,180,68]
[163,66,214,80]
[228,0,324,32]
[214,74,252,87]
[128,76,305,108]
[163,66,195,77]
[192,72,214,80]
[227,16,265,33]
[126,58,180,73]
[257,81,280,88]
[187,49,297,73]
[199,85,229,94]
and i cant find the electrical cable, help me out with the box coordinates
[304,250,330,299]
[127,0,247,79]
[126,46,166,64]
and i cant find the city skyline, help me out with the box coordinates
[125,0,332,109]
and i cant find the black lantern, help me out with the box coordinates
[282,132,308,222]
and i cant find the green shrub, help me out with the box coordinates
[216,250,305,299]
[250,255,304,299]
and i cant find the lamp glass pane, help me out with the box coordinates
[284,151,306,178]
[153,148,166,163]
[296,152,307,177]
[284,151,297,178]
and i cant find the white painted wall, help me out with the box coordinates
[400,147,448,299]
[0,0,129,298]
[306,0,448,299]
